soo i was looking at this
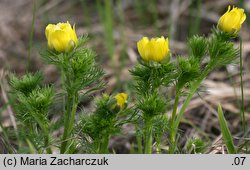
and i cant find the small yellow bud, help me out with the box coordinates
[218,6,246,34]
[137,36,169,62]
[114,93,128,109]
[45,21,78,53]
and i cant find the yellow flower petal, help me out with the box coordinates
[137,37,150,61]
[115,93,128,109]
[218,6,246,33]
[49,30,71,52]
[137,36,169,62]
[45,24,56,39]
[45,21,78,53]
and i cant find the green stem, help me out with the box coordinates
[69,95,78,133]
[169,92,180,153]
[144,118,153,154]
[239,39,247,152]
[169,68,210,153]
[44,133,52,154]
[155,135,161,154]
[240,39,246,133]
[171,93,180,123]
[136,127,143,154]
[60,93,78,153]
[32,113,52,154]
[99,136,109,154]
[60,94,72,153]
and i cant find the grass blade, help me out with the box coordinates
[0,123,15,153]
[27,0,37,70]
[217,104,237,154]
[26,139,36,154]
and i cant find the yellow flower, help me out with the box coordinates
[218,6,246,33]
[137,36,169,62]
[45,21,78,53]
[115,93,128,109]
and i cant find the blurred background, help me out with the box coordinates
[1,0,250,153]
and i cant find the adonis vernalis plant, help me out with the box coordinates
[132,5,246,154]
[79,93,129,153]
[42,22,104,153]
[4,5,247,154]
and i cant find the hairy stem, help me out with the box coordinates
[144,118,153,154]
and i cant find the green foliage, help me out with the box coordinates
[177,56,200,90]
[152,115,169,140]
[11,86,54,126]
[80,113,118,142]
[79,94,123,153]
[130,62,177,96]
[26,132,50,151]
[3,6,245,154]
[9,73,54,126]
[217,104,237,154]
[188,35,207,63]
[94,94,116,118]
[169,27,241,153]
[212,27,238,41]
[137,93,166,119]
[41,37,104,94]
[66,48,104,93]
[40,36,105,153]
[9,72,43,95]
[26,87,54,114]
[8,72,54,153]
[185,137,207,154]
[208,34,239,69]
